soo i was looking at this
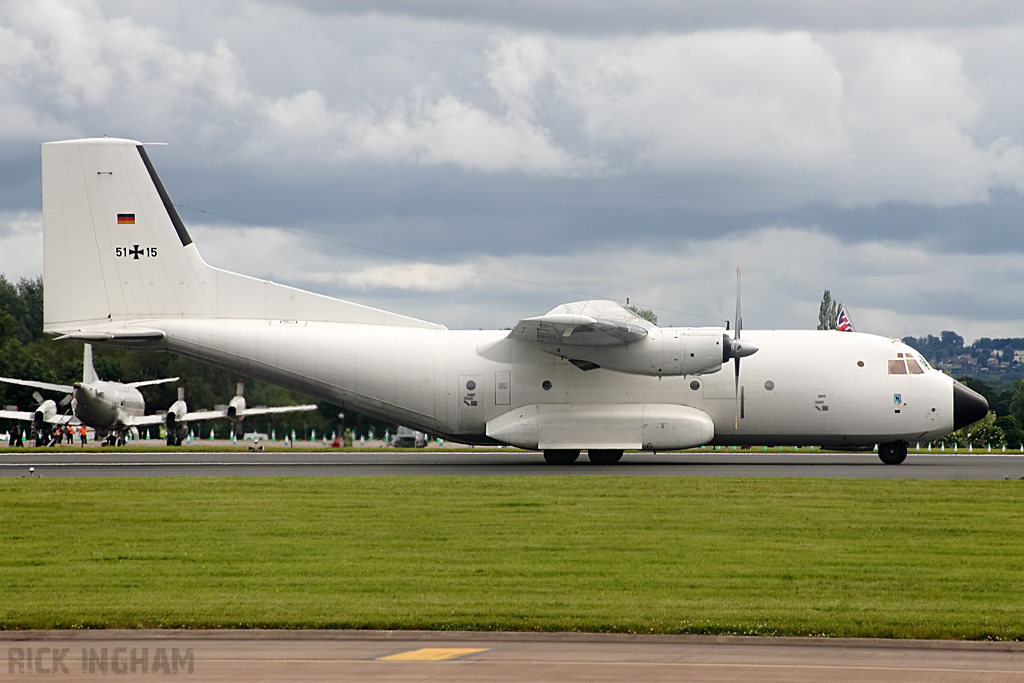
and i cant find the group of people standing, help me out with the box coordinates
[5,424,89,447]
[49,425,88,446]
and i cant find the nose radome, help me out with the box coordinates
[953,381,989,431]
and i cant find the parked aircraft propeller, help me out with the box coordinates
[722,268,759,429]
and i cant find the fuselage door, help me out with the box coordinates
[495,371,511,406]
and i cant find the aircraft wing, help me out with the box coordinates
[235,404,318,417]
[507,300,650,346]
[182,405,319,422]
[0,409,78,425]
[127,377,180,388]
[123,405,318,426]
[0,376,75,392]
[125,414,169,427]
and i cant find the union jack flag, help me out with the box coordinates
[836,307,854,332]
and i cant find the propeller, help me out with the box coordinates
[722,268,760,429]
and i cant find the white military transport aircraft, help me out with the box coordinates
[38,138,988,464]
[0,343,317,445]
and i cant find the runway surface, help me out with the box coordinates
[2,630,1022,682]
[2,449,1024,478]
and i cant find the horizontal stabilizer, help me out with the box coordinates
[54,330,166,342]
[0,376,75,393]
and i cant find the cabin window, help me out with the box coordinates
[906,359,924,374]
[689,380,700,390]
[888,360,907,374]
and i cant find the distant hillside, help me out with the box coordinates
[902,331,1024,390]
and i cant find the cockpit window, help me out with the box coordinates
[888,360,908,374]
[906,359,924,374]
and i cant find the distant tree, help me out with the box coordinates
[1011,379,1024,427]
[940,330,965,350]
[0,275,44,344]
[941,413,1003,447]
[817,290,841,330]
[626,305,658,325]
[995,415,1024,448]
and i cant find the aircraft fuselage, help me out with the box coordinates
[144,318,956,448]
[72,382,145,433]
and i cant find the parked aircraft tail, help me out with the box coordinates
[82,344,99,384]
[41,138,442,336]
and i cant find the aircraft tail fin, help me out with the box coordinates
[41,138,443,335]
[82,344,99,384]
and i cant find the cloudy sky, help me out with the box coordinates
[2,0,1024,341]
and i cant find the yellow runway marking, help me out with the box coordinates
[376,647,489,661]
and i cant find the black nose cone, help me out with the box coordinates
[953,381,989,431]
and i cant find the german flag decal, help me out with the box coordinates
[117,213,135,225]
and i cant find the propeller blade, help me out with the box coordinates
[735,267,742,339]
[720,268,759,429]
[32,391,44,405]
[734,357,740,430]
[734,268,741,429]
[60,394,73,407]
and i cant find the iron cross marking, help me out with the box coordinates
[128,245,143,260]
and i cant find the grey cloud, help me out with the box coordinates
[248,0,1024,33]
[3,0,1024,341]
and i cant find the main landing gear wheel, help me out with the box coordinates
[544,449,580,465]
[588,449,623,465]
[878,441,908,465]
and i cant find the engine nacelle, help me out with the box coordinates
[33,399,57,426]
[165,398,189,444]
[542,328,726,377]
[227,395,245,420]
[166,399,187,425]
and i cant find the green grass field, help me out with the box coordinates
[2,477,1023,639]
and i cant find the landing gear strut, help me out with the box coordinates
[543,449,580,465]
[878,441,908,465]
